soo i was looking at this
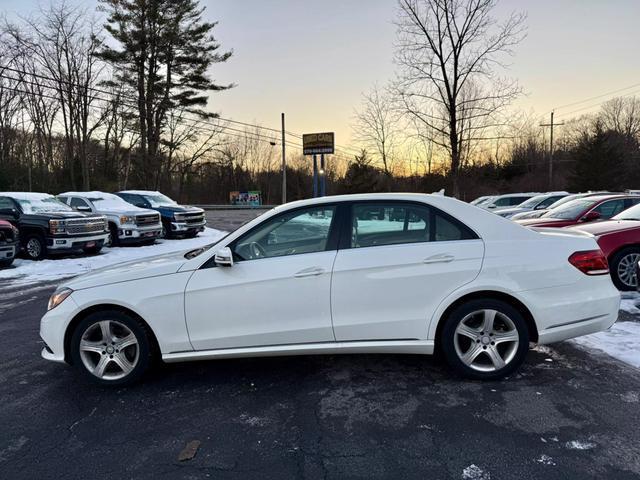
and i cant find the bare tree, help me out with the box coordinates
[352,85,401,175]
[599,97,640,139]
[394,0,526,196]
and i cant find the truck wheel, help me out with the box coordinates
[610,247,640,291]
[161,221,172,239]
[106,223,119,248]
[23,234,46,260]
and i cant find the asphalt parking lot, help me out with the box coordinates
[1,212,640,479]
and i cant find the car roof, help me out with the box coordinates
[0,192,53,200]
[59,191,123,200]
[118,190,162,196]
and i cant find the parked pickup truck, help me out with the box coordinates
[115,190,206,238]
[0,192,108,260]
[58,191,162,247]
[0,219,19,267]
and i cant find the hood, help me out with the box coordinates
[516,217,569,227]
[98,206,157,216]
[155,205,204,214]
[568,219,640,237]
[61,250,190,291]
[27,211,97,220]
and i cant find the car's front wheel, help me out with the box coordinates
[70,310,153,386]
[609,247,640,291]
[23,234,46,260]
[440,299,529,380]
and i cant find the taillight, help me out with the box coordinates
[568,250,609,275]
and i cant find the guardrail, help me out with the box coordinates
[194,204,276,211]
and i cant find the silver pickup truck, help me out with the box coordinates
[58,192,163,247]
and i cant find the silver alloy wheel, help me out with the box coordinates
[617,253,640,288]
[454,309,520,372]
[105,232,113,248]
[79,320,139,381]
[26,238,42,258]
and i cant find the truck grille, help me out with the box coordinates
[182,212,205,225]
[136,213,160,226]
[65,217,107,235]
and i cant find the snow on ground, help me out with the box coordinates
[619,291,640,315]
[572,321,640,369]
[0,227,226,286]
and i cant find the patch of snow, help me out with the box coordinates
[535,454,556,466]
[565,440,596,450]
[462,464,490,480]
[620,292,640,314]
[572,321,640,369]
[0,227,225,286]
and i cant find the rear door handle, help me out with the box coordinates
[423,254,455,264]
[294,267,325,278]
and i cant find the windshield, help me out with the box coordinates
[518,195,546,209]
[613,203,640,221]
[88,196,131,210]
[142,193,177,208]
[17,196,73,214]
[542,199,596,220]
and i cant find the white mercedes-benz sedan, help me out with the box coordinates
[40,193,620,385]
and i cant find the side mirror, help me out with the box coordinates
[0,208,18,218]
[581,211,601,222]
[76,205,92,213]
[214,247,234,267]
[487,204,496,209]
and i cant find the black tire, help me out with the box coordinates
[83,245,103,255]
[0,258,14,268]
[22,233,46,260]
[440,299,529,381]
[161,221,172,239]
[609,247,640,291]
[70,310,154,386]
[185,230,198,238]
[107,223,119,247]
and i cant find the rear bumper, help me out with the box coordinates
[520,276,621,344]
[47,233,109,251]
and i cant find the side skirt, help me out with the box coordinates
[162,340,435,363]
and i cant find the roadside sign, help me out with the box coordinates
[230,191,262,206]
[303,132,335,155]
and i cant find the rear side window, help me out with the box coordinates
[350,202,476,249]
[509,196,529,206]
[70,197,90,209]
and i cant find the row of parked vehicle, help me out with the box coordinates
[0,190,207,266]
[471,191,640,290]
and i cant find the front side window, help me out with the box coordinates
[0,197,15,210]
[232,206,336,261]
[593,199,625,218]
[350,202,476,248]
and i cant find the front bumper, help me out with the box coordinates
[40,294,80,364]
[0,242,17,261]
[170,220,206,233]
[118,224,163,242]
[47,233,109,251]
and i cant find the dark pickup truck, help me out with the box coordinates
[0,193,109,260]
[115,190,206,239]
[0,219,19,267]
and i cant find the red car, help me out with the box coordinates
[569,203,640,290]
[0,219,19,268]
[516,194,640,229]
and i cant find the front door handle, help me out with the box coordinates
[423,253,455,264]
[294,267,325,278]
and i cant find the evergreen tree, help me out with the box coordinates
[97,0,232,183]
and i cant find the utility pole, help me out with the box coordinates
[281,113,286,204]
[540,111,564,188]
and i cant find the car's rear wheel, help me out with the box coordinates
[610,247,640,291]
[440,299,529,380]
[70,310,153,386]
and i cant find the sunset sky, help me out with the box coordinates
[4,0,640,153]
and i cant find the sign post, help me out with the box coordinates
[303,132,334,198]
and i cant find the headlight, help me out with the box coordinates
[173,213,184,221]
[49,219,66,235]
[47,288,73,311]
[120,215,135,225]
